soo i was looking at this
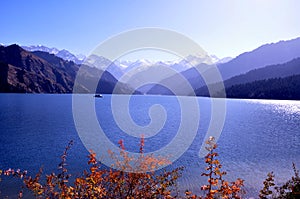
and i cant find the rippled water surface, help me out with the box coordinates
[0,94,299,198]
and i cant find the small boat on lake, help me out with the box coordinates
[94,94,103,98]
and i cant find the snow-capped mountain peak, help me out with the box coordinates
[20,44,232,80]
[23,45,60,55]
[22,45,84,64]
[210,54,233,64]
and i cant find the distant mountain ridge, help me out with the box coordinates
[146,37,300,99]
[0,44,136,94]
[218,37,300,80]
[194,57,300,99]
[22,44,232,80]
[222,57,300,88]
[22,45,86,64]
[0,44,76,93]
[210,55,232,64]
[14,37,300,85]
[2,36,300,99]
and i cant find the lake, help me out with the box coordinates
[0,94,299,198]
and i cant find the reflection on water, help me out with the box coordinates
[0,94,299,198]
[246,98,300,114]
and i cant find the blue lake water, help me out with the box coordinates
[0,94,299,198]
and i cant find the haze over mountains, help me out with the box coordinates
[22,44,231,78]
[1,36,300,99]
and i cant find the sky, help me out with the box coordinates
[1,0,300,60]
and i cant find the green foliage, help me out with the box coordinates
[196,74,300,100]
[224,75,300,100]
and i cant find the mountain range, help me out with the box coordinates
[146,37,300,99]
[1,37,300,99]
[22,45,232,78]
[195,57,300,98]
[0,44,136,94]
[218,37,300,80]
[22,45,86,65]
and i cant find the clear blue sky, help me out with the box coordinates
[1,0,300,59]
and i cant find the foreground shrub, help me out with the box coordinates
[184,136,245,199]
[6,136,300,198]
[73,138,183,198]
[2,138,183,198]
[259,163,300,199]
